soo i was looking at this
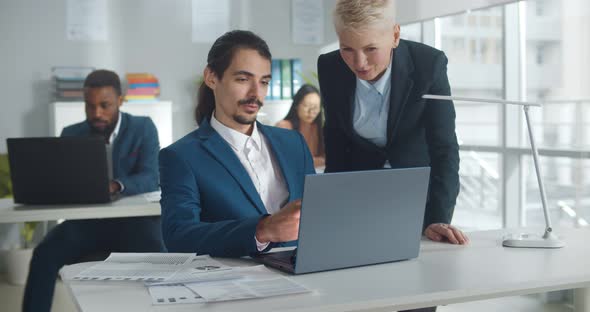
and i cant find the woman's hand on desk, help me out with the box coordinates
[424,223,469,245]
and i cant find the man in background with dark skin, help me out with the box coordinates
[22,70,164,312]
[85,74,126,194]
[75,70,159,194]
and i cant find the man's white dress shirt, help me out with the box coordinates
[210,114,290,250]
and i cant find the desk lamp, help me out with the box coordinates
[423,94,565,248]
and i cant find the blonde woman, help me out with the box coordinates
[318,0,468,247]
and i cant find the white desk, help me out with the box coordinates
[0,194,160,223]
[60,227,590,312]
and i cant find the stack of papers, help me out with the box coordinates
[71,253,228,282]
[70,253,310,305]
[148,265,309,305]
[52,66,95,101]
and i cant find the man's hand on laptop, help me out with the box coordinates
[424,223,469,245]
[109,181,121,194]
[255,199,301,243]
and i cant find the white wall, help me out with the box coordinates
[0,0,120,154]
[0,0,521,156]
[0,0,338,154]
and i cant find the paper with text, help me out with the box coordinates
[71,253,229,282]
[185,265,310,302]
[149,283,205,305]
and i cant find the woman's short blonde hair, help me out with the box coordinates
[333,0,395,32]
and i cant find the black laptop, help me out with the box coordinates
[6,137,112,204]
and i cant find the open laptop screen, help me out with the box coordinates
[7,137,110,204]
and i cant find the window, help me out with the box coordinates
[398,0,590,234]
[400,22,422,42]
[536,44,545,65]
[468,15,477,27]
[521,0,590,226]
[438,6,504,146]
[454,151,502,230]
[535,0,545,16]
[481,15,491,27]
[451,15,464,27]
[524,156,590,227]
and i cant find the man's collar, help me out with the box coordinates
[108,112,122,144]
[210,112,262,152]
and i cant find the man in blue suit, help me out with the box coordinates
[23,70,164,312]
[160,30,315,257]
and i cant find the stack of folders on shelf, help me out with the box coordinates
[125,73,160,102]
[52,66,95,101]
[268,58,302,100]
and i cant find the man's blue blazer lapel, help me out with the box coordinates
[199,119,267,215]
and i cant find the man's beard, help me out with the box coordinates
[233,115,257,125]
[234,97,263,125]
[88,118,116,141]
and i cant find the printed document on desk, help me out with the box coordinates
[70,253,229,282]
[149,283,205,305]
[148,265,310,305]
[184,265,310,302]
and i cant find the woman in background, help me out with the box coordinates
[276,84,325,168]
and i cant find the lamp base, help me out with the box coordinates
[502,231,565,248]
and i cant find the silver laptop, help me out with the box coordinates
[253,167,430,274]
